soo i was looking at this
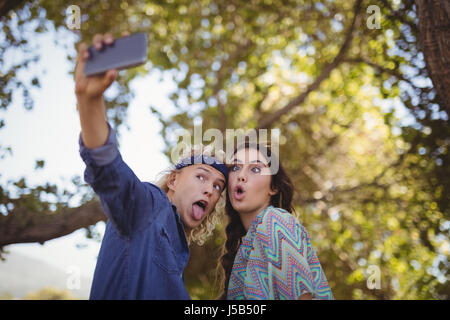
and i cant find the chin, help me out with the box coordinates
[188,216,205,231]
[231,200,249,212]
[191,220,202,229]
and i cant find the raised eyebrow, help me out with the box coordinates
[233,159,267,165]
[196,167,212,174]
[197,167,226,186]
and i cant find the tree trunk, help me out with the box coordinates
[416,0,450,111]
[0,200,107,247]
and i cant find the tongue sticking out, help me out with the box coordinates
[192,203,205,221]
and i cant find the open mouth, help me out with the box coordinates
[192,200,207,221]
[233,185,245,200]
[194,200,207,210]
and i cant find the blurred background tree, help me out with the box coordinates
[23,287,77,300]
[0,0,448,299]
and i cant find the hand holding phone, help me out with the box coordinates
[75,32,148,103]
[74,32,148,150]
[75,33,116,104]
[84,32,148,77]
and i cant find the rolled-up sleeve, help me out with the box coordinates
[79,123,119,167]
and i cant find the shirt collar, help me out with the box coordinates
[250,205,273,233]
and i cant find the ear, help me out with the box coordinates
[167,171,179,192]
[269,186,278,196]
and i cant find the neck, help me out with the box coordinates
[166,189,174,203]
[239,202,270,231]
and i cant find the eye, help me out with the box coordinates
[251,166,261,173]
[197,175,205,181]
[214,184,222,191]
[231,165,240,172]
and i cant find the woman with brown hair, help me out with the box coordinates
[218,141,333,300]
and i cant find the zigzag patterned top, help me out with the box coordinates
[227,206,334,300]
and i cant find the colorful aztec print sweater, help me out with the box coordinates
[227,206,334,300]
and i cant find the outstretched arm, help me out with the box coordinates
[75,33,163,237]
[75,33,117,149]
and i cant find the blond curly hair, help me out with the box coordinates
[154,143,227,246]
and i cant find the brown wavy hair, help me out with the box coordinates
[216,140,295,299]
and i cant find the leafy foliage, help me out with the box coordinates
[0,0,448,299]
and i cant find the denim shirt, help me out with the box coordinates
[79,123,190,299]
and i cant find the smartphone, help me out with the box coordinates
[84,32,148,77]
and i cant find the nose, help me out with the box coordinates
[237,168,247,183]
[203,182,214,197]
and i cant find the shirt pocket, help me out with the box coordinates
[153,227,182,274]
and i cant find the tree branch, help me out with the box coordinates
[0,199,107,247]
[256,0,363,130]
[240,84,275,128]
[344,57,411,84]
[213,39,254,132]
[0,0,27,18]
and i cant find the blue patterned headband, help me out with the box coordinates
[175,155,228,182]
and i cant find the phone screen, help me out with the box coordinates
[84,33,148,77]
